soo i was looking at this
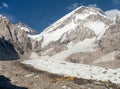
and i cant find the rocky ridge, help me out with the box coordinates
[0,15,32,60]
[16,22,37,35]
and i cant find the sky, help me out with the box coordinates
[0,0,120,33]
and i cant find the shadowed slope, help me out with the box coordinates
[0,75,28,89]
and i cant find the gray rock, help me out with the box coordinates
[0,15,32,60]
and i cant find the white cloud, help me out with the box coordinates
[88,4,101,11]
[88,4,97,7]
[2,2,8,8]
[105,9,120,18]
[67,3,79,10]
[112,0,120,5]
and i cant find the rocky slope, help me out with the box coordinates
[0,15,32,60]
[99,15,120,53]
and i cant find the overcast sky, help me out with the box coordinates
[0,0,120,32]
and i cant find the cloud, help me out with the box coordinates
[2,2,8,8]
[88,4,101,11]
[88,4,97,7]
[67,3,79,10]
[0,1,9,9]
[112,0,120,5]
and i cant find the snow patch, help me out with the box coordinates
[85,21,106,40]
[28,34,42,40]
[75,11,97,20]
[41,22,77,47]
[30,52,40,59]
[20,27,30,32]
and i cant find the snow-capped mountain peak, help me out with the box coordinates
[29,6,112,48]
[16,22,37,35]
[44,6,108,32]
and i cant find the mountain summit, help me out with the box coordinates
[16,22,37,35]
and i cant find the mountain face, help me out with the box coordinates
[27,6,120,68]
[0,15,32,60]
[29,6,112,56]
[16,22,37,35]
[99,15,120,53]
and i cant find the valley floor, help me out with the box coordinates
[0,60,119,89]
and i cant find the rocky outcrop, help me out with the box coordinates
[0,15,32,60]
[16,22,37,35]
[65,50,103,64]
